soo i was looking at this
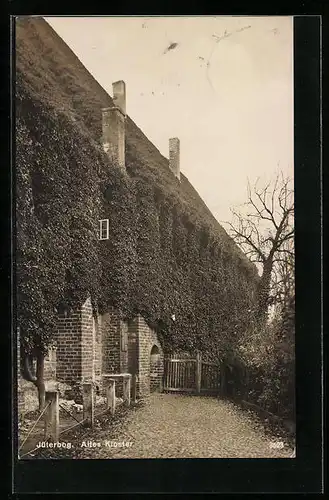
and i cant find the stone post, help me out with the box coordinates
[106,379,116,415]
[131,374,137,403]
[82,383,94,428]
[123,374,131,407]
[44,391,59,441]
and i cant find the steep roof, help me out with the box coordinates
[15,16,256,275]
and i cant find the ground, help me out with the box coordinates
[28,393,294,459]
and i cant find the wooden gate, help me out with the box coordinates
[163,358,196,392]
[163,354,220,394]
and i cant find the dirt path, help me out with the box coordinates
[66,393,294,459]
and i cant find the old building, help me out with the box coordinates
[16,17,258,412]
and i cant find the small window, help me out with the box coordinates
[99,219,109,240]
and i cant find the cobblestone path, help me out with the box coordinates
[75,393,294,459]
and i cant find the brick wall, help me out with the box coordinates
[128,319,138,375]
[56,307,82,384]
[101,308,126,396]
[101,307,121,374]
[120,320,129,372]
[149,327,164,393]
[56,297,95,385]
[94,315,102,382]
[81,297,94,380]
[54,302,125,397]
[131,315,164,398]
[18,300,164,410]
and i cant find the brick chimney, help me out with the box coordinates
[102,81,126,170]
[169,137,180,181]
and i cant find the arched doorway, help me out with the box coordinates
[150,345,162,392]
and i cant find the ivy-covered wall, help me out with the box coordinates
[16,15,260,364]
[16,81,258,364]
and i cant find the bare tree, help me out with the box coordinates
[225,172,294,320]
[271,238,295,311]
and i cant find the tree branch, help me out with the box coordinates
[227,172,294,316]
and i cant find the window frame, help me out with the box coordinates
[99,219,109,240]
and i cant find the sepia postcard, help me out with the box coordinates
[12,14,322,494]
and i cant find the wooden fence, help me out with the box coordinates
[18,374,135,459]
[163,353,220,395]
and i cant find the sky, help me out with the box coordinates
[45,16,293,224]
